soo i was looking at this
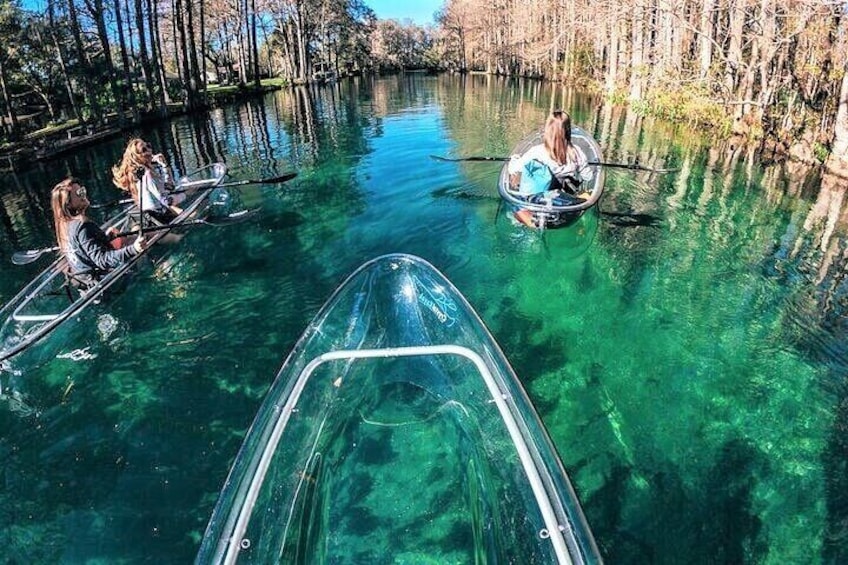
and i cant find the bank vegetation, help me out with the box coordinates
[433,0,848,173]
[0,0,846,174]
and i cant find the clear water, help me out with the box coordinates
[0,74,846,563]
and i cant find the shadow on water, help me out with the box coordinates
[823,376,848,562]
[586,439,768,564]
[431,181,662,229]
[599,210,662,228]
[751,170,848,564]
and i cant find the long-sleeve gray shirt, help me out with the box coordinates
[66,219,138,275]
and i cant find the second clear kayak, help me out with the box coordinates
[498,126,605,229]
[197,253,601,564]
[0,163,227,364]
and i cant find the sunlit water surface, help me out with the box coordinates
[1,75,847,563]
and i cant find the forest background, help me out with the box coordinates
[0,0,846,176]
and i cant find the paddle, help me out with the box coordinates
[11,210,258,266]
[428,155,678,174]
[90,198,134,210]
[173,172,298,194]
[92,172,299,209]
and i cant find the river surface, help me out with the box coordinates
[0,74,846,563]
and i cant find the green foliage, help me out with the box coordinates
[261,77,288,88]
[813,142,829,163]
[606,88,629,106]
[372,19,437,71]
[623,86,733,137]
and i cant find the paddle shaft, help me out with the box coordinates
[11,210,253,265]
[429,155,677,173]
[172,173,298,194]
[93,172,298,209]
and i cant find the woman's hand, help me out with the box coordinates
[507,154,522,174]
[132,236,148,253]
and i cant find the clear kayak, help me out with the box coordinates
[197,253,601,564]
[498,126,605,229]
[0,163,227,363]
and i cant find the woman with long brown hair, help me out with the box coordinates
[112,138,184,224]
[52,177,146,288]
[507,110,593,195]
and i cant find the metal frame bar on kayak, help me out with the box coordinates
[222,344,576,565]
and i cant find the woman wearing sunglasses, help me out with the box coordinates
[112,138,185,225]
[51,177,147,289]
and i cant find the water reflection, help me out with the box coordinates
[0,75,847,563]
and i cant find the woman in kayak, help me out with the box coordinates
[508,110,593,194]
[507,110,593,226]
[52,177,147,289]
[112,138,184,225]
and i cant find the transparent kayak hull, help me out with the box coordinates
[0,163,227,363]
[198,254,601,564]
[497,127,605,229]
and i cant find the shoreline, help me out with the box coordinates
[0,83,283,173]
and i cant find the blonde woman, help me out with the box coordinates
[112,138,184,224]
[52,177,146,288]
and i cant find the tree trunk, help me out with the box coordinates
[240,0,250,84]
[0,56,19,139]
[562,3,572,79]
[68,0,101,121]
[605,8,619,94]
[294,2,308,82]
[150,0,170,112]
[655,0,670,78]
[235,1,248,85]
[258,19,274,76]
[251,0,260,86]
[698,0,714,79]
[757,0,776,107]
[199,0,207,88]
[184,0,202,106]
[113,0,139,122]
[124,0,136,60]
[725,0,745,120]
[629,3,645,100]
[173,0,193,107]
[90,0,126,124]
[48,0,80,121]
[134,0,155,111]
[826,67,848,170]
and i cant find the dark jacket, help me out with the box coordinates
[67,219,138,276]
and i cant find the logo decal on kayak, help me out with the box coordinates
[414,276,457,327]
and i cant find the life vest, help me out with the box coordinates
[517,159,554,196]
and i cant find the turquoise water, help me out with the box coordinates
[1,74,846,563]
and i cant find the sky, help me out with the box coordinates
[366,0,443,26]
[19,0,444,26]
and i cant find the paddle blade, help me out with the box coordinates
[257,172,298,184]
[588,161,679,174]
[218,172,298,190]
[429,155,509,163]
[12,247,58,265]
[202,208,261,226]
[90,198,134,210]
